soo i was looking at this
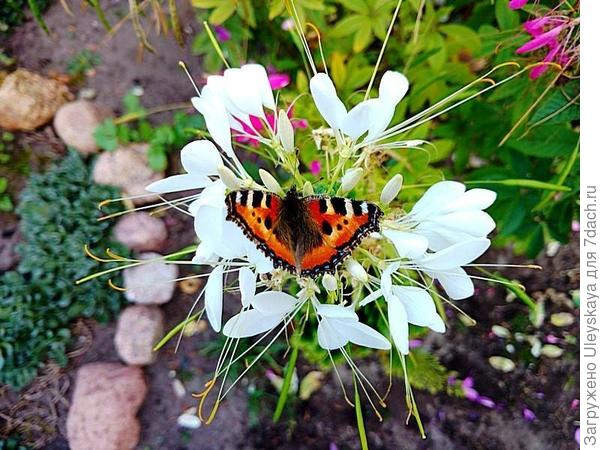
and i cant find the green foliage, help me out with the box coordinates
[66,49,102,78]
[0,435,30,450]
[0,0,50,35]
[0,152,126,389]
[0,132,17,212]
[94,91,204,171]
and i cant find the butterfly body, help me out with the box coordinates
[225,188,382,277]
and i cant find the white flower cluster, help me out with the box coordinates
[146,63,496,358]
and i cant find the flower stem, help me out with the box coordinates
[354,374,369,450]
[272,334,300,422]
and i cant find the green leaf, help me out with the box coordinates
[338,0,369,14]
[208,0,237,24]
[330,15,365,38]
[495,0,520,31]
[93,119,119,151]
[506,124,579,158]
[353,25,373,53]
[529,82,580,126]
[147,144,168,171]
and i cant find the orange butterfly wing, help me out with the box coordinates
[225,190,296,272]
[299,196,382,277]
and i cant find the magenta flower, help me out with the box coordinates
[268,72,291,90]
[522,408,536,422]
[509,0,528,10]
[214,25,231,42]
[232,104,306,148]
[515,7,579,79]
[310,160,322,176]
[462,376,496,409]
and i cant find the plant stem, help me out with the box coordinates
[354,375,369,450]
[272,334,300,422]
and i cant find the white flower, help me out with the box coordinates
[145,140,223,193]
[406,181,497,252]
[205,265,224,331]
[413,238,491,300]
[310,71,409,145]
[223,291,302,338]
[315,303,390,351]
[380,174,403,205]
[360,263,445,354]
[339,168,364,194]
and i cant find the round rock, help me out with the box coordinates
[66,362,147,450]
[0,69,72,131]
[92,143,163,205]
[113,212,167,252]
[115,305,164,365]
[123,252,177,304]
[54,100,110,154]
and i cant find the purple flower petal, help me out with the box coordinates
[517,26,564,54]
[522,408,536,421]
[268,73,291,90]
[575,428,580,445]
[310,160,322,176]
[529,44,562,79]
[214,25,231,42]
[477,396,496,409]
[463,386,480,401]
[509,0,528,10]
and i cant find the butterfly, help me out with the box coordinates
[225,187,383,278]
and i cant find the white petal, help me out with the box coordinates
[242,64,276,110]
[359,289,383,307]
[383,229,428,259]
[443,188,497,213]
[427,211,496,238]
[345,258,369,283]
[224,67,266,119]
[341,100,375,140]
[432,267,475,300]
[317,319,348,350]
[192,241,219,265]
[277,110,294,153]
[194,206,225,249]
[316,303,358,320]
[365,101,395,142]
[429,314,447,333]
[381,262,401,298]
[181,140,223,176]
[193,180,227,210]
[252,291,300,315]
[410,181,466,220]
[335,320,391,350]
[388,295,409,355]
[245,242,275,274]
[418,238,491,270]
[215,221,249,259]
[146,174,211,193]
[339,168,364,193]
[223,310,283,338]
[309,73,347,130]
[415,223,477,252]
[238,267,256,307]
[205,266,224,331]
[392,286,442,330]
[191,95,234,158]
[378,71,409,106]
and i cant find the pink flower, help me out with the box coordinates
[233,106,306,148]
[214,25,231,42]
[310,160,322,176]
[268,72,291,90]
[462,376,496,408]
[575,428,580,445]
[509,0,528,10]
[522,408,536,422]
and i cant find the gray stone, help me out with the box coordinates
[123,252,177,304]
[113,212,168,252]
[114,305,164,365]
[54,100,110,154]
[92,143,163,205]
[66,362,147,450]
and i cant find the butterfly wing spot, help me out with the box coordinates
[322,220,333,235]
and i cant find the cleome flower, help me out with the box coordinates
[131,51,511,427]
[83,4,534,435]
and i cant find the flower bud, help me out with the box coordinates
[302,181,314,196]
[259,169,284,196]
[345,258,369,283]
[339,168,364,194]
[380,174,403,205]
[322,273,338,292]
[277,109,295,153]
[217,165,242,190]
